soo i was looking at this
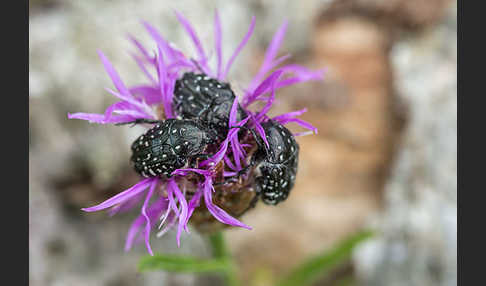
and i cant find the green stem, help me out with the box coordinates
[209,232,240,286]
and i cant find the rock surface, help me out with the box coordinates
[353,3,457,286]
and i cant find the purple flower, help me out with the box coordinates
[69,11,323,255]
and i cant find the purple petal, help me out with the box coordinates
[222,16,256,79]
[223,171,238,177]
[224,155,237,171]
[247,21,288,92]
[156,211,177,238]
[158,199,173,230]
[67,112,136,124]
[155,46,175,119]
[104,88,154,118]
[228,97,239,127]
[141,180,157,256]
[271,65,325,92]
[255,71,281,121]
[277,117,318,134]
[164,76,176,119]
[230,138,242,170]
[203,177,252,230]
[251,116,269,148]
[278,64,326,80]
[125,196,169,252]
[97,50,132,98]
[129,85,162,105]
[167,60,195,71]
[127,34,154,63]
[81,178,154,212]
[264,53,291,74]
[168,179,189,247]
[102,98,155,123]
[108,191,145,217]
[200,139,230,168]
[201,115,250,167]
[272,108,308,122]
[142,20,187,64]
[293,130,315,137]
[130,52,157,84]
[174,11,210,73]
[166,183,181,219]
[214,10,223,79]
[125,215,145,252]
[244,70,283,107]
[186,189,203,225]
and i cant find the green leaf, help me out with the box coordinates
[275,230,374,286]
[138,254,229,273]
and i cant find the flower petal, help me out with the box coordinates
[255,71,282,121]
[244,69,283,107]
[142,20,187,64]
[251,116,269,148]
[203,177,252,230]
[125,196,169,251]
[109,191,145,217]
[140,180,157,256]
[67,112,136,124]
[272,108,307,122]
[168,179,189,247]
[97,50,132,98]
[277,117,318,134]
[130,52,157,84]
[247,21,288,92]
[81,178,154,212]
[214,10,223,79]
[222,16,256,79]
[129,85,162,105]
[174,11,210,73]
[186,189,203,225]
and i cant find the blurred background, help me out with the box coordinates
[29,0,457,285]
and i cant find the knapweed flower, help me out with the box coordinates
[68,11,323,255]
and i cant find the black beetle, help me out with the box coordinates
[127,118,218,178]
[172,72,248,139]
[248,119,299,205]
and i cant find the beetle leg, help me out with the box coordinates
[190,58,205,73]
[193,153,213,161]
[116,118,161,126]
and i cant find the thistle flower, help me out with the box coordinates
[68,11,323,255]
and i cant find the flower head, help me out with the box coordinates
[69,11,323,255]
